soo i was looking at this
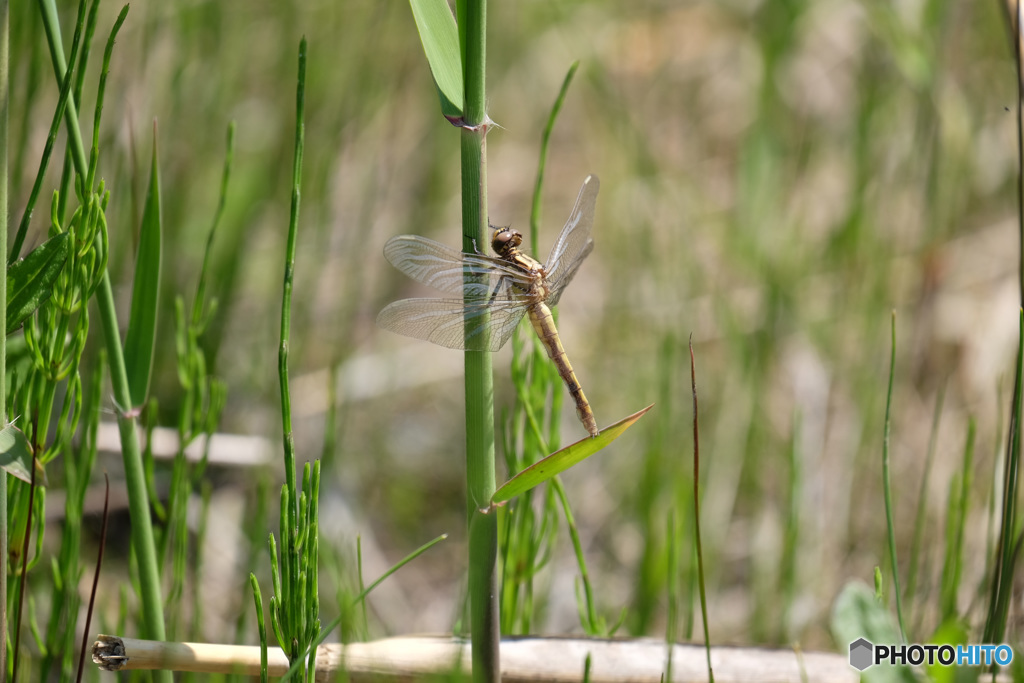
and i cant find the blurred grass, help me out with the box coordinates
[9,0,1024,661]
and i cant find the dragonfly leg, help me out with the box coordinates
[487,275,511,303]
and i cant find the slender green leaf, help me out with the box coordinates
[492,404,654,504]
[409,0,463,120]
[124,128,162,407]
[5,232,69,335]
[0,425,46,486]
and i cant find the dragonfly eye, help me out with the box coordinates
[491,228,522,254]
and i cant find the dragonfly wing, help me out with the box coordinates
[473,298,533,351]
[546,239,594,306]
[544,175,599,287]
[377,296,528,352]
[384,235,530,295]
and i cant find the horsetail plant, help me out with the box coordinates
[38,352,104,682]
[10,3,117,672]
[31,5,173,680]
[254,38,322,682]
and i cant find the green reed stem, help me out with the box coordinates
[459,1,498,681]
[96,275,168,642]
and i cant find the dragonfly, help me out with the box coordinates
[377,175,601,437]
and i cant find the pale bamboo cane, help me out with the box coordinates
[93,634,861,682]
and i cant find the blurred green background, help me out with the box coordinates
[10,0,1021,652]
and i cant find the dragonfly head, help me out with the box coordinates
[491,226,523,256]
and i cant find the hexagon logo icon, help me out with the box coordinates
[849,638,874,671]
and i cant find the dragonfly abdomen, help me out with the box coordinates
[528,302,599,437]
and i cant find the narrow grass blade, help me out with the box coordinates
[665,511,678,681]
[409,0,463,120]
[352,533,447,605]
[6,231,69,335]
[492,405,654,505]
[689,338,712,682]
[124,127,162,407]
[0,425,45,486]
[8,0,81,264]
[983,309,1023,643]
[530,60,578,253]
[881,311,906,640]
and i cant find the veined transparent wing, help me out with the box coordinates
[547,240,594,307]
[376,295,529,352]
[544,175,599,294]
[383,234,532,298]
